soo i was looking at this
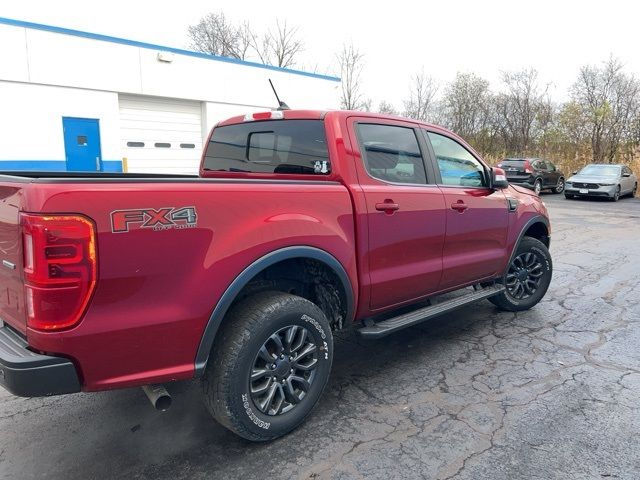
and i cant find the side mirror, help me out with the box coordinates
[572,171,578,175]
[623,172,631,177]
[492,167,509,189]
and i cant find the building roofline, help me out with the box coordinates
[0,17,341,82]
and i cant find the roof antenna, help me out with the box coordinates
[269,79,290,111]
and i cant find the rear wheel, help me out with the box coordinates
[533,179,542,196]
[202,291,333,442]
[490,237,552,312]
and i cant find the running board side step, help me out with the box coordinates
[357,284,505,339]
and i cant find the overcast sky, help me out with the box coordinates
[3,0,640,109]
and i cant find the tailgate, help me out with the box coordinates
[500,161,529,181]
[0,184,26,334]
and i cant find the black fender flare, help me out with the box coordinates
[194,246,355,375]
[506,215,550,268]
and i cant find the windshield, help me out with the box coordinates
[578,165,620,177]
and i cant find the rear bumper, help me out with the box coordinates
[0,324,80,397]
[507,178,535,190]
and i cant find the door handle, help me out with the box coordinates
[375,201,399,214]
[95,156,101,171]
[450,201,468,212]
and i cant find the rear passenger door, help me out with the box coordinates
[423,130,509,290]
[348,119,446,311]
[545,161,560,187]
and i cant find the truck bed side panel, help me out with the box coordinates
[22,180,356,390]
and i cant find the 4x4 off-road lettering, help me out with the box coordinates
[111,207,197,233]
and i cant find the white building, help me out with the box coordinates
[0,17,340,174]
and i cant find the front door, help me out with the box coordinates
[424,130,509,290]
[63,117,101,171]
[348,119,446,311]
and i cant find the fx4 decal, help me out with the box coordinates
[111,207,197,233]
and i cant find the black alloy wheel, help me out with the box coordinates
[505,252,544,299]
[490,236,552,312]
[203,291,333,442]
[250,325,319,416]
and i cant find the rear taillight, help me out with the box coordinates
[21,214,97,331]
[524,161,534,174]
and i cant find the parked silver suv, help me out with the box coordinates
[565,164,637,201]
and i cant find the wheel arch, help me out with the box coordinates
[507,216,550,266]
[194,246,355,375]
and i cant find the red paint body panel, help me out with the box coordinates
[438,186,508,289]
[12,181,356,390]
[0,110,549,392]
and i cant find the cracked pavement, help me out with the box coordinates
[1,194,640,479]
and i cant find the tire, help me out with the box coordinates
[631,183,637,198]
[611,185,621,202]
[533,179,542,196]
[490,237,552,312]
[554,177,565,194]
[202,291,333,442]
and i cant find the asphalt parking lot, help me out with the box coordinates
[1,193,639,480]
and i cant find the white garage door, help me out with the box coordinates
[119,95,203,174]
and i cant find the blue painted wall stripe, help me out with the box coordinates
[0,17,340,82]
[0,160,123,172]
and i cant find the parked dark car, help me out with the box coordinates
[565,164,637,201]
[497,158,565,195]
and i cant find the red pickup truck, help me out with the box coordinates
[0,110,551,441]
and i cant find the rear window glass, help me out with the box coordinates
[499,160,525,166]
[203,120,330,175]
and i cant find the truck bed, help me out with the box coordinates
[0,172,357,390]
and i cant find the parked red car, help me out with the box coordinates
[0,110,552,441]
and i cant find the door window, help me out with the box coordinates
[427,132,487,187]
[356,124,427,184]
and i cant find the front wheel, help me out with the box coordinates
[490,237,552,312]
[202,291,333,442]
[611,185,621,202]
[554,177,565,194]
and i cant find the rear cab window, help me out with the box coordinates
[203,120,330,175]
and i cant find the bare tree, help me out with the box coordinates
[188,12,248,59]
[270,21,303,68]
[571,57,640,163]
[250,21,304,68]
[403,70,438,121]
[188,14,303,67]
[338,43,371,110]
[440,72,491,138]
[494,69,548,155]
[377,101,399,115]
